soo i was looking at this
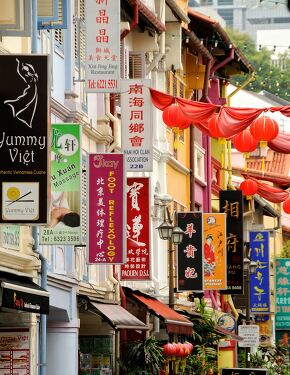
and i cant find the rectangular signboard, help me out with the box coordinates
[203,213,227,290]
[220,190,244,294]
[85,0,120,92]
[222,369,268,374]
[0,55,49,224]
[121,177,150,280]
[121,80,153,172]
[275,258,290,329]
[177,212,204,291]
[88,154,125,264]
[40,124,81,244]
[238,325,260,347]
[249,231,270,314]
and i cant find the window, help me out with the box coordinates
[54,29,63,51]
[217,9,233,28]
[129,51,146,78]
[248,18,271,25]
[195,142,206,183]
[218,0,233,5]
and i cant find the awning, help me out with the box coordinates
[132,293,193,335]
[89,301,148,331]
[0,271,49,315]
[215,326,243,341]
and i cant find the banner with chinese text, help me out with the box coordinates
[40,124,81,244]
[177,212,203,291]
[88,154,125,264]
[85,0,120,92]
[121,177,150,280]
[220,190,244,294]
[0,55,49,224]
[249,231,270,314]
[121,79,153,172]
[203,213,227,290]
[275,258,290,330]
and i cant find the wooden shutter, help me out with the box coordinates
[38,0,68,30]
[129,51,146,78]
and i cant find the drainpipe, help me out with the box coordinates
[106,94,120,152]
[200,58,212,103]
[211,48,235,76]
[31,0,38,53]
[121,0,139,40]
[32,226,47,375]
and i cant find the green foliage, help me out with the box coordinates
[118,336,164,375]
[281,240,290,258]
[226,28,290,101]
[250,344,290,374]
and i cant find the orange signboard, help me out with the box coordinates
[203,213,227,290]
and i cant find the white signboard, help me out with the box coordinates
[121,79,153,172]
[85,0,120,92]
[238,325,260,347]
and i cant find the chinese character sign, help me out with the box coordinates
[177,212,203,291]
[121,80,153,172]
[249,231,270,314]
[0,55,49,224]
[40,124,81,244]
[88,154,125,264]
[220,190,244,294]
[275,258,290,330]
[203,213,227,290]
[121,177,150,280]
[85,0,120,92]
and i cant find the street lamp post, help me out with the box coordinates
[157,206,184,309]
[243,256,257,368]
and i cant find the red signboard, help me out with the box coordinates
[121,177,150,280]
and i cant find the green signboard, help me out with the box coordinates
[39,124,81,244]
[275,258,290,330]
[0,225,20,250]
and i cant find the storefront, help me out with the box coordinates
[78,296,148,375]
[0,271,49,375]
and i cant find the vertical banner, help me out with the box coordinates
[121,177,150,280]
[275,258,290,329]
[0,55,49,224]
[203,213,227,290]
[220,190,244,294]
[249,231,270,314]
[85,0,120,92]
[88,154,125,264]
[177,212,203,291]
[121,80,153,172]
[39,124,81,244]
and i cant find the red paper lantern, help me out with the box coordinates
[162,343,175,357]
[239,179,258,197]
[162,104,191,130]
[208,115,223,139]
[250,116,279,144]
[175,343,185,357]
[283,198,290,214]
[233,129,258,153]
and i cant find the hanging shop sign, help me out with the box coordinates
[249,231,270,314]
[39,124,81,245]
[88,154,125,264]
[85,0,120,92]
[238,324,260,348]
[0,55,49,224]
[177,212,203,291]
[0,225,20,250]
[121,177,150,280]
[203,213,227,290]
[275,258,290,330]
[0,329,30,375]
[121,80,153,172]
[219,190,244,294]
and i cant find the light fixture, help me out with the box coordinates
[185,36,189,44]
[171,225,185,245]
[249,260,258,275]
[244,257,250,272]
[157,219,173,240]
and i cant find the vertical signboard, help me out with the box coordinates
[88,154,125,264]
[40,124,81,244]
[121,177,150,280]
[0,329,30,375]
[220,190,244,294]
[0,55,49,224]
[275,258,290,330]
[249,231,270,314]
[203,213,227,290]
[85,0,120,92]
[177,212,203,291]
[121,80,153,172]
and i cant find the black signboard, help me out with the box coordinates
[220,190,244,294]
[177,212,203,291]
[0,55,49,223]
[222,369,268,374]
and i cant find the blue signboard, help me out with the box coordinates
[249,231,270,314]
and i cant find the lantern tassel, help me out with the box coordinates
[173,128,180,150]
[262,156,265,174]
